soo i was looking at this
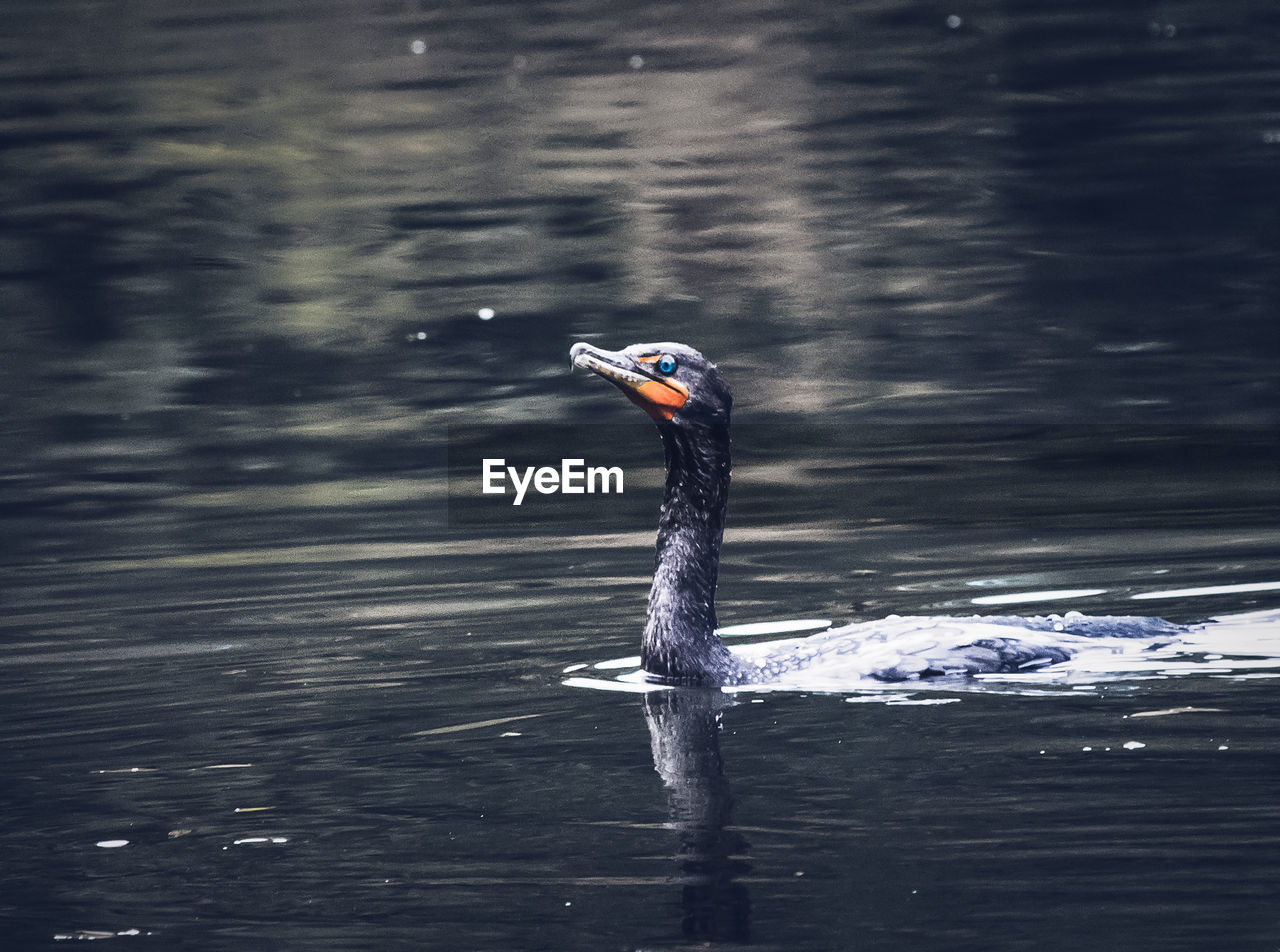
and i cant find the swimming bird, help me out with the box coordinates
[569,340,1186,688]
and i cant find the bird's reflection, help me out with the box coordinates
[642,689,751,943]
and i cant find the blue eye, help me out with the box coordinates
[657,355,677,375]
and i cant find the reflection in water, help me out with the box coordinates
[4,0,1279,425]
[643,690,751,944]
[4,3,1280,946]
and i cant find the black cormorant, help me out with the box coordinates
[570,340,1186,688]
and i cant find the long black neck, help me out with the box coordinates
[642,421,743,685]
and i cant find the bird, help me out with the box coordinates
[569,340,1187,688]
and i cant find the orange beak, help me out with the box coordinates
[570,343,690,422]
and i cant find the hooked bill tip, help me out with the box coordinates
[569,341,595,371]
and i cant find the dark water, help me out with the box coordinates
[4,0,1280,949]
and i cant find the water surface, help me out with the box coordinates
[3,0,1280,949]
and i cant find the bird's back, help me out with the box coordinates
[729,613,1186,685]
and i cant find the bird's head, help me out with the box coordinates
[570,341,732,426]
